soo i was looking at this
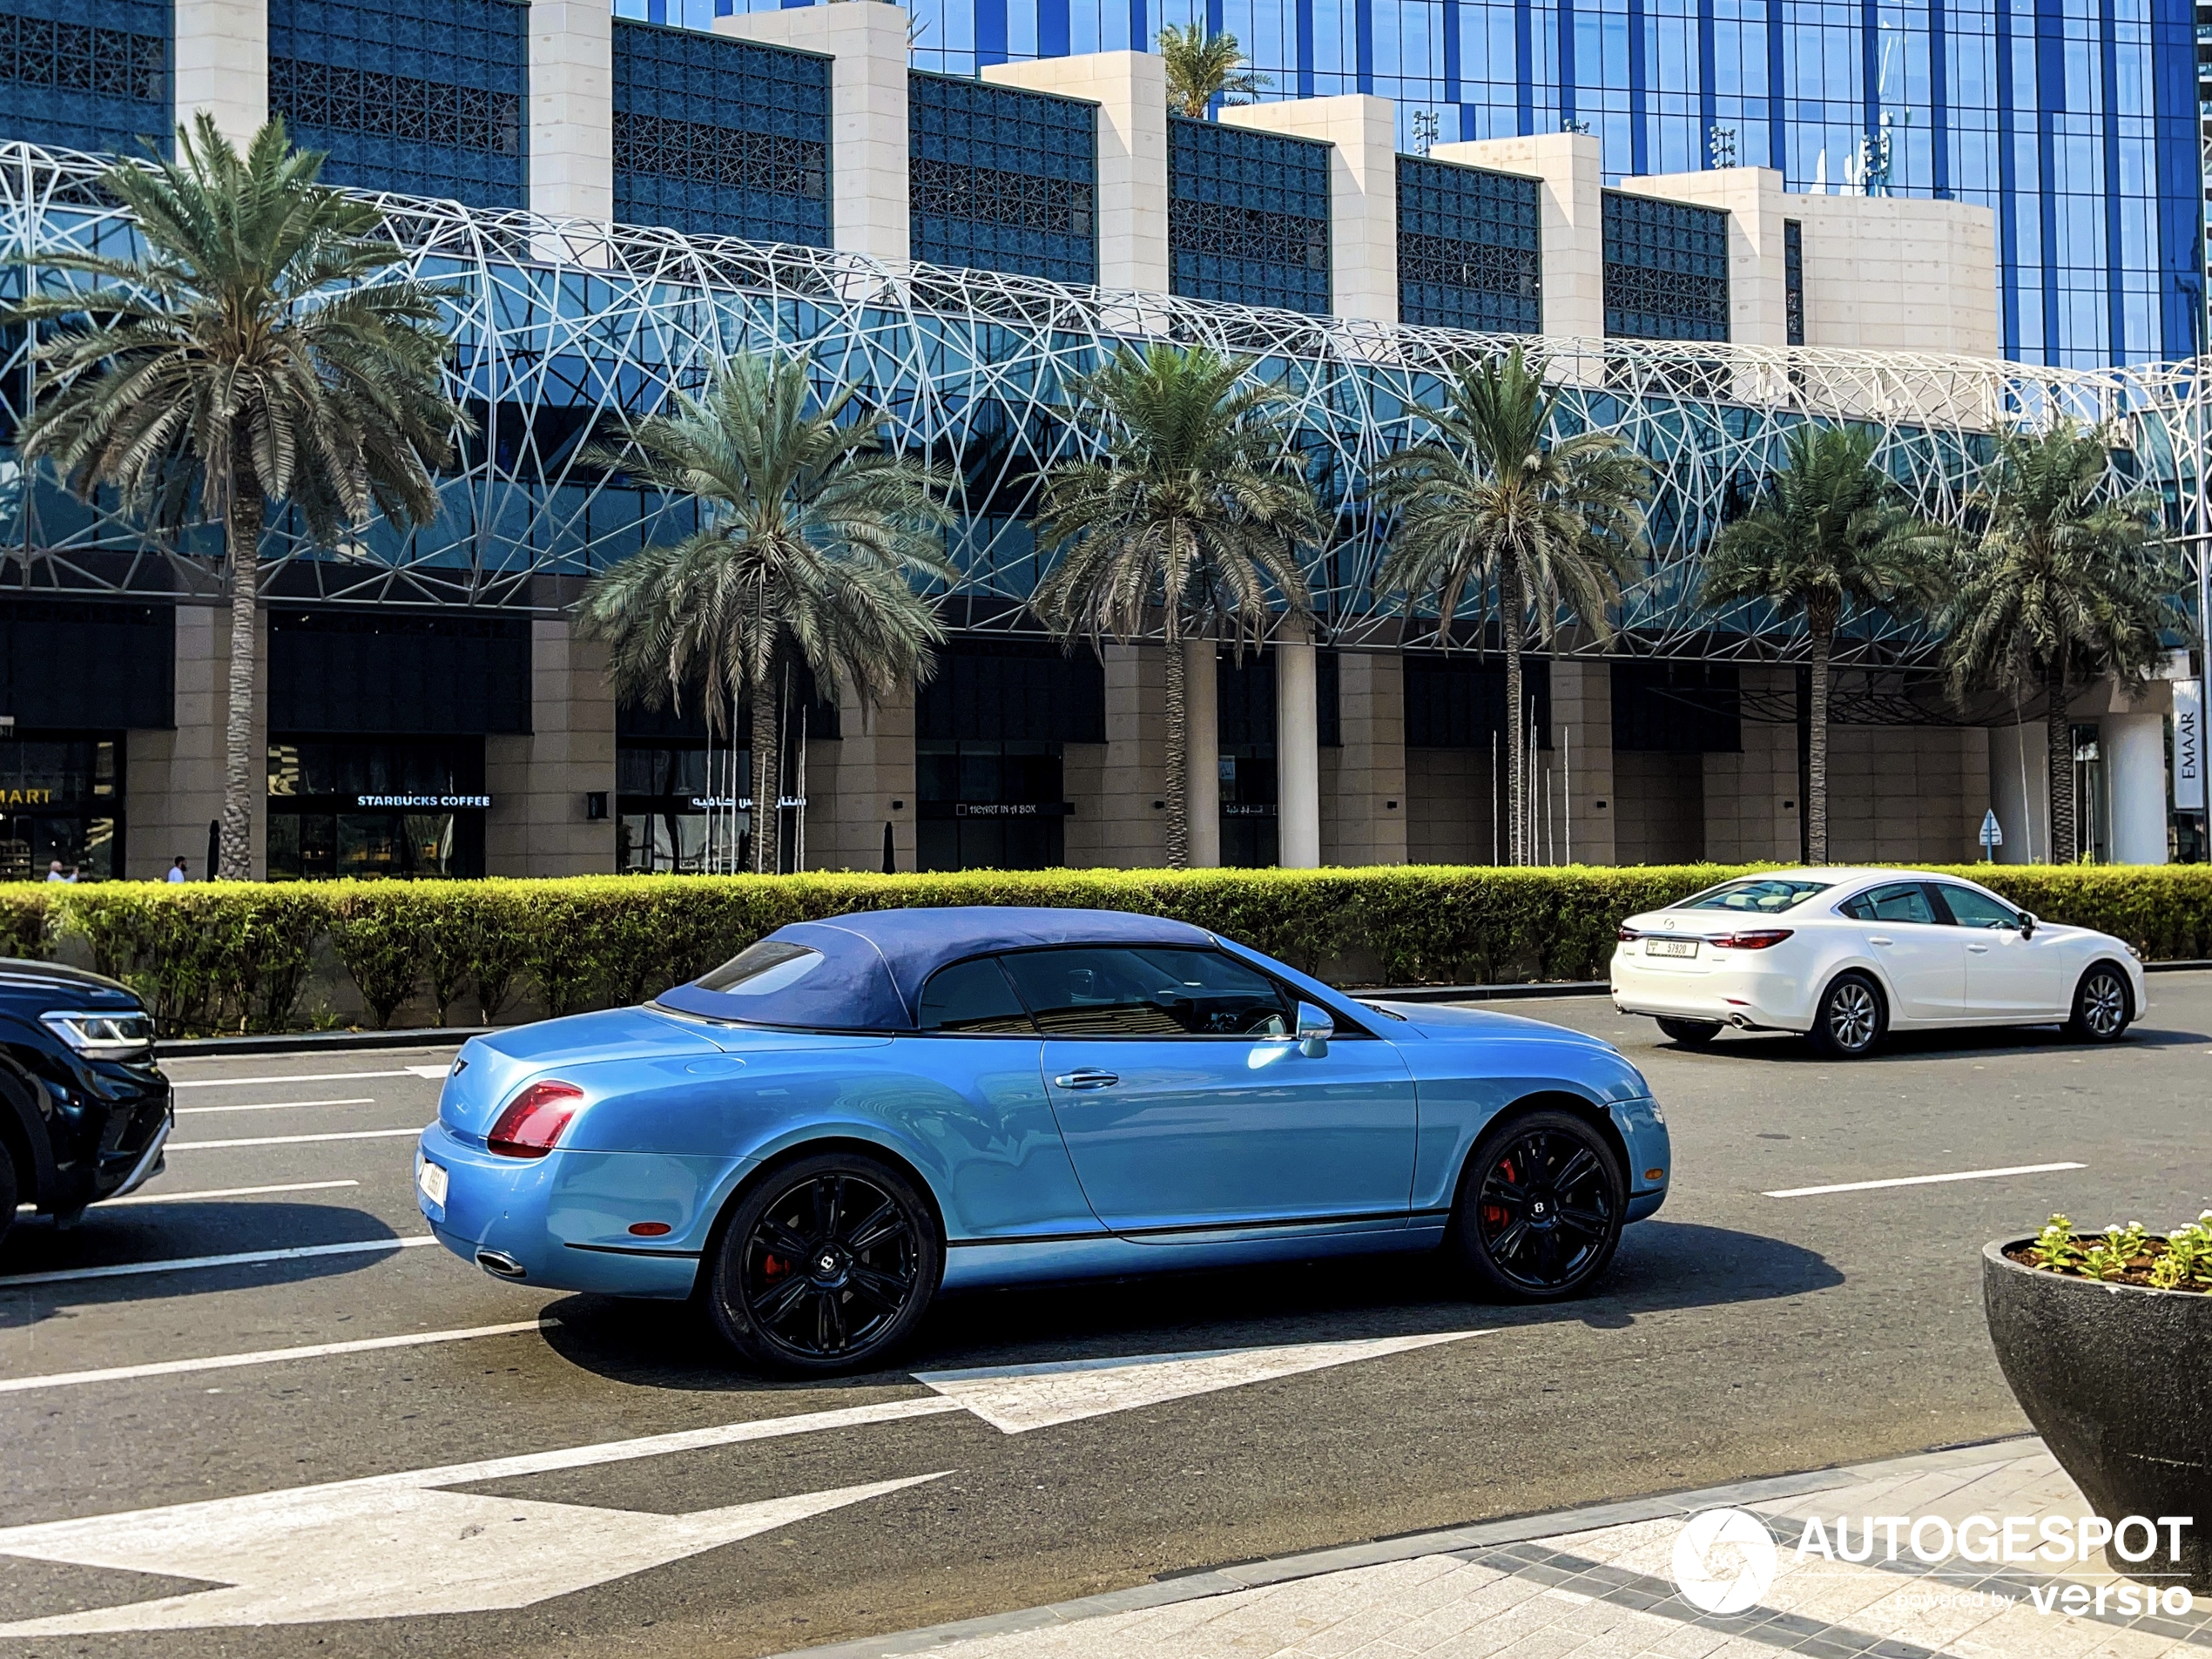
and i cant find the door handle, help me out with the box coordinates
[1868,935,1894,946]
[1967,943,1990,954]
[1053,1069,1120,1090]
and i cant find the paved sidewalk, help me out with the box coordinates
[785,1439,2211,1659]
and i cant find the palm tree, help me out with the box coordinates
[1157,22,1271,118]
[7,115,462,880]
[577,347,955,875]
[1942,418,2178,861]
[1029,341,1321,868]
[1700,422,1949,864]
[1374,347,1648,866]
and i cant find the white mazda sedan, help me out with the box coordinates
[1610,869,2147,1057]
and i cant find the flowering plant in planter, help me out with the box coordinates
[2018,1212,2212,1291]
[1984,1212,2212,1594]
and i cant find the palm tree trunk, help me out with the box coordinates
[2047,661,2074,862]
[218,479,264,881]
[750,661,781,876]
[1501,555,1526,867]
[1162,608,1188,869]
[1807,618,1831,865]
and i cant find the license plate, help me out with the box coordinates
[1646,939,1699,958]
[416,1158,448,1207]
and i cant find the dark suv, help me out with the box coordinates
[0,961,172,1248]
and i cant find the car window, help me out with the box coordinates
[695,941,825,995]
[1935,885,2021,929]
[1677,877,1835,914]
[1838,882,1939,925]
[999,947,1293,1037]
[916,957,1038,1035]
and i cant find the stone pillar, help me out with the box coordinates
[1062,643,1164,868]
[1321,650,1407,867]
[717,5,910,264]
[529,0,614,222]
[1276,632,1321,867]
[1546,661,1615,866]
[483,620,616,877]
[1431,132,1603,340]
[1183,638,1220,868]
[1989,721,2050,866]
[1700,666,1799,863]
[126,605,259,880]
[2102,711,2168,865]
[175,0,267,145]
[1614,168,1786,348]
[1218,95,1397,323]
[802,683,915,873]
[984,52,1169,293]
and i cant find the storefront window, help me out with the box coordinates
[0,734,123,880]
[266,734,487,880]
[916,739,1067,871]
[617,741,752,873]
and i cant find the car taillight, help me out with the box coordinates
[1710,929,1793,951]
[488,1081,583,1158]
[1617,927,1641,942]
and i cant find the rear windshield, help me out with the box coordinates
[1676,877,1834,914]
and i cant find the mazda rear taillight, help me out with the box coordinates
[1617,927,1641,942]
[488,1081,583,1158]
[1710,929,1793,951]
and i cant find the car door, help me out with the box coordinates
[1932,883,2070,1018]
[1836,881,1966,1022]
[1001,944,1418,1235]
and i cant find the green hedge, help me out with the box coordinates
[3,863,2205,1035]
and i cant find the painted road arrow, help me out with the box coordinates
[0,1328,1486,1634]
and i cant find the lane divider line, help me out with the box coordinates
[177,1097,377,1116]
[0,1236,441,1289]
[170,1128,424,1150]
[1765,1161,2087,1198]
[0,1318,556,1395]
[101,1180,362,1208]
[169,1070,413,1089]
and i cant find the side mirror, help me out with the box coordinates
[1295,1001,1334,1058]
[2020,912,2037,938]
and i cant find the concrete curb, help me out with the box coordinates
[767,1435,2043,1659]
[158,1027,487,1057]
[1366,981,1609,1002]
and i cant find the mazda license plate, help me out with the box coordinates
[1646,939,1698,958]
[416,1157,448,1207]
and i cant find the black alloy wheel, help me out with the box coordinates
[707,1151,941,1376]
[2067,963,2132,1042]
[1809,972,1885,1058]
[0,1136,15,1252]
[1656,1017,1723,1047]
[1452,1109,1625,1301]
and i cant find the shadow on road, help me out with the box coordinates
[0,1203,410,1324]
[1651,1023,2207,1062]
[534,1218,1838,1394]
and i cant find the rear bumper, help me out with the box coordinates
[1609,951,1811,1032]
[415,1121,747,1300]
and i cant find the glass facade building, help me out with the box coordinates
[630,0,2202,368]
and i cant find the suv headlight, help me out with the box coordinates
[41,1009,155,1059]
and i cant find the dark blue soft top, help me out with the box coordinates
[654,907,1216,1030]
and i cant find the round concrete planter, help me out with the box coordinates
[1983,1240,2212,1593]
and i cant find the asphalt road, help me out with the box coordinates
[3,976,2209,1658]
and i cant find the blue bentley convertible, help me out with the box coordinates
[417,907,1671,1374]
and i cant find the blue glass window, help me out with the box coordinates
[909,71,1096,285]
[267,0,526,212]
[1784,218,1804,347]
[1602,191,1730,341]
[1395,153,1541,332]
[612,21,829,246]
[1169,116,1331,314]
[0,0,169,158]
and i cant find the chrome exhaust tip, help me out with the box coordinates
[475,1249,527,1280]
[1728,1014,1752,1028]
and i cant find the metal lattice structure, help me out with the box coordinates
[0,140,2204,667]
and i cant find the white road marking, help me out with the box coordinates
[0,1318,557,1394]
[1764,1161,2087,1198]
[403,1064,454,1078]
[170,1127,423,1150]
[102,1180,362,1207]
[914,1329,1490,1433]
[177,1097,377,1116]
[0,1236,439,1289]
[167,1070,413,1089]
[0,1330,1491,1632]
